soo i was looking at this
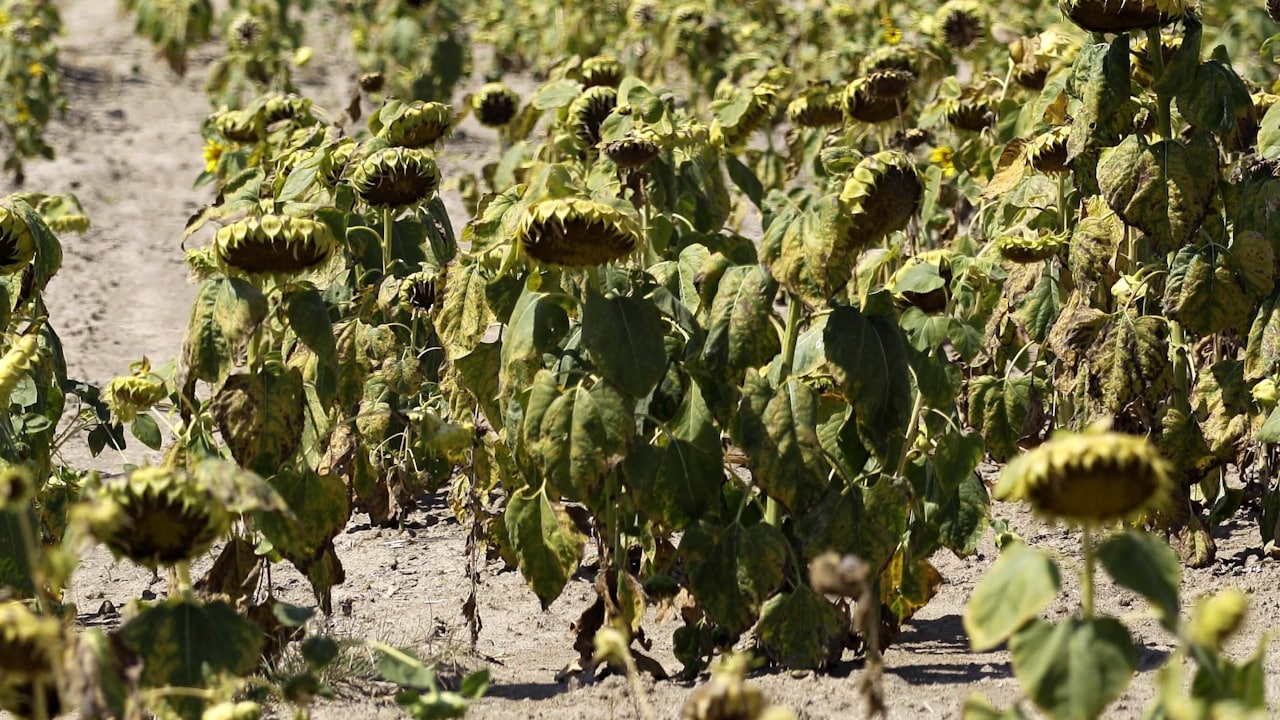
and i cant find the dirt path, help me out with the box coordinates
[12,2,1280,719]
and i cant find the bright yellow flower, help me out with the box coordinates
[881,15,903,45]
[27,63,43,79]
[202,138,227,173]
[929,146,956,177]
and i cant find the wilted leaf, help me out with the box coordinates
[730,375,829,514]
[681,521,788,636]
[701,265,781,381]
[535,379,633,503]
[760,196,853,307]
[504,486,585,609]
[209,362,306,476]
[1086,311,1170,415]
[435,262,496,358]
[824,304,913,463]
[182,278,267,387]
[968,375,1035,462]
[796,479,909,574]
[581,290,667,397]
[964,542,1060,652]
[1097,132,1219,254]
[756,584,846,669]
[1067,38,1133,160]
[1097,530,1180,630]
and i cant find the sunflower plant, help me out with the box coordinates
[0,1,66,184]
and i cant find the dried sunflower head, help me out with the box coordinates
[228,12,265,50]
[842,78,907,123]
[1027,125,1072,174]
[567,86,618,150]
[629,0,658,27]
[261,94,315,127]
[515,197,641,267]
[1130,33,1182,86]
[105,374,167,422]
[786,83,845,128]
[0,602,61,680]
[860,46,917,100]
[839,151,922,249]
[88,466,230,568]
[0,207,36,275]
[358,72,386,93]
[889,249,955,312]
[0,334,41,406]
[580,56,624,89]
[995,426,1172,525]
[376,101,453,149]
[996,228,1068,263]
[1060,0,1191,34]
[935,0,986,52]
[350,147,442,208]
[472,82,520,127]
[715,78,784,148]
[214,215,337,277]
[942,79,998,132]
[1009,30,1079,90]
[0,463,35,510]
[213,108,263,144]
[321,138,359,187]
[398,268,438,314]
[603,135,660,168]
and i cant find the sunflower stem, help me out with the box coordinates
[1081,525,1096,619]
[765,293,805,527]
[1057,173,1070,233]
[382,206,395,276]
[16,508,54,615]
[1146,28,1173,141]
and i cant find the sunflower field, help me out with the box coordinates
[3,0,1280,717]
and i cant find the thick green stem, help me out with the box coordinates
[382,206,395,276]
[894,388,926,482]
[1081,526,1096,619]
[1146,28,1173,140]
[765,295,806,527]
[1057,173,1070,233]
[16,510,53,615]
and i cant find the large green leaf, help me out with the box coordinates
[283,286,338,406]
[701,265,781,381]
[1177,50,1254,149]
[1097,530,1181,630]
[1087,311,1171,415]
[823,304,913,464]
[680,521,788,636]
[435,262,496,358]
[500,287,570,391]
[0,508,34,597]
[257,467,349,560]
[760,196,853,307]
[730,375,829,514]
[182,278,267,387]
[1010,618,1136,720]
[581,290,667,397]
[964,541,1060,652]
[534,379,633,502]
[1245,287,1280,381]
[504,486,585,609]
[118,599,265,720]
[624,380,722,527]
[453,341,503,430]
[967,375,1034,463]
[796,479,909,574]
[1066,37,1133,160]
[937,471,991,557]
[1097,132,1219,254]
[756,584,846,670]
[1164,236,1270,336]
[1192,360,1251,459]
[209,362,306,476]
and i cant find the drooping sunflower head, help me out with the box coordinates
[935,0,986,52]
[0,463,35,510]
[213,108,263,144]
[603,135,661,169]
[260,94,315,128]
[1060,0,1191,34]
[786,83,845,128]
[839,151,923,249]
[580,55,624,89]
[1130,33,1182,86]
[0,207,36,275]
[715,78,784,148]
[471,82,520,128]
[628,0,658,28]
[996,228,1068,263]
[214,215,337,277]
[350,147,442,208]
[942,79,997,132]
[321,138,359,187]
[228,12,265,50]
[105,374,167,422]
[860,45,918,99]
[515,197,642,267]
[567,85,618,150]
[1027,125,1072,174]
[88,466,230,568]
[358,71,386,93]
[1009,30,1079,90]
[398,268,438,314]
[377,101,453,149]
[842,78,907,124]
[0,602,61,680]
[995,426,1172,525]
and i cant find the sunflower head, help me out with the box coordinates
[398,268,438,314]
[376,101,453,149]
[629,0,658,27]
[786,83,845,128]
[0,207,36,275]
[358,71,386,93]
[88,466,230,568]
[842,78,907,123]
[567,85,618,150]
[214,215,337,277]
[515,197,641,267]
[996,228,1068,263]
[936,0,986,52]
[0,602,60,680]
[350,147,442,208]
[0,463,35,510]
[228,12,265,50]
[213,108,263,144]
[995,426,1172,525]
[603,135,661,168]
[860,45,918,100]
[580,56,624,89]
[105,374,167,422]
[260,94,315,127]
[321,138,359,187]
[889,249,955,313]
[715,78,784,148]
[1060,0,1190,34]
[943,79,997,132]
[472,82,520,128]
[839,151,922,248]
[1027,125,1072,174]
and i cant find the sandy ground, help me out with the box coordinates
[6,2,1280,718]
